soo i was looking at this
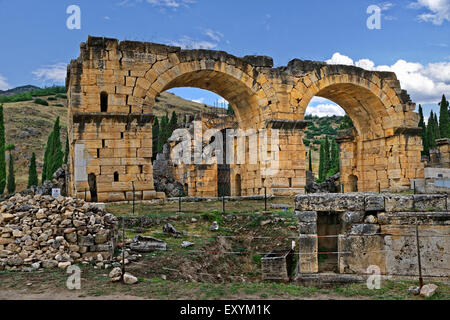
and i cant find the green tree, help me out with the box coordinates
[0,104,5,194]
[329,139,339,176]
[433,111,440,140]
[339,114,354,130]
[227,104,235,116]
[63,135,69,164]
[27,152,38,188]
[158,114,169,153]
[169,110,178,133]
[318,141,325,182]
[439,95,450,138]
[418,105,429,156]
[323,136,330,175]
[428,112,437,149]
[42,117,64,182]
[6,144,15,194]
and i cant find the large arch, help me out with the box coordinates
[66,36,424,201]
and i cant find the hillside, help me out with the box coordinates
[1,88,225,192]
[1,85,345,192]
[0,85,40,97]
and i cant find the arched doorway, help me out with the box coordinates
[347,174,358,192]
[88,173,98,202]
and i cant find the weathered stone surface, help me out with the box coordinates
[129,235,167,253]
[349,224,380,235]
[123,272,138,284]
[0,194,118,269]
[341,211,365,224]
[365,195,385,211]
[420,284,438,297]
[385,195,414,212]
[413,195,446,211]
[295,211,317,223]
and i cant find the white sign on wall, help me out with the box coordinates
[52,188,61,198]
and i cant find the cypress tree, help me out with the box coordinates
[418,105,429,156]
[42,117,63,182]
[439,95,450,138]
[324,136,330,175]
[0,104,5,194]
[6,144,15,194]
[318,141,325,182]
[158,114,169,153]
[63,135,69,164]
[168,111,178,134]
[28,152,38,188]
[330,139,339,175]
[152,117,160,158]
[428,112,437,149]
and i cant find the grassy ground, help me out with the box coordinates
[1,198,448,300]
[1,266,448,300]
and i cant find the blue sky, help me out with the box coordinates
[0,0,449,118]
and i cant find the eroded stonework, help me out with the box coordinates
[66,36,424,201]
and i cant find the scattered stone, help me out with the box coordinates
[420,284,438,298]
[364,215,378,224]
[58,261,72,269]
[408,286,420,296]
[163,223,183,238]
[181,241,194,248]
[123,272,138,284]
[109,267,122,282]
[130,235,167,252]
[210,221,219,232]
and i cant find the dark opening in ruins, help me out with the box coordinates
[114,171,119,182]
[348,174,358,192]
[88,173,98,202]
[235,174,242,196]
[100,92,108,112]
[217,128,231,197]
[317,212,340,273]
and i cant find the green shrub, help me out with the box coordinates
[34,98,49,106]
[47,97,57,101]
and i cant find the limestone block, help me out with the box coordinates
[298,235,318,274]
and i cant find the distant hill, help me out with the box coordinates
[0,85,41,97]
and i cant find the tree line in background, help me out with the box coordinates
[418,95,450,157]
[152,110,178,160]
[0,104,68,196]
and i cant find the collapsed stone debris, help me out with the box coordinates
[0,194,118,271]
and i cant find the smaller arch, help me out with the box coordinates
[100,92,108,112]
[114,171,119,182]
[88,173,98,202]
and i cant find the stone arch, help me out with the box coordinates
[130,56,276,128]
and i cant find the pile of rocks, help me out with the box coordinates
[20,166,67,197]
[306,171,340,193]
[0,193,118,271]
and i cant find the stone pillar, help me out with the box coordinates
[336,128,358,192]
[265,120,307,196]
[437,138,450,168]
[296,211,318,274]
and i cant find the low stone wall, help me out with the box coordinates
[295,193,450,278]
[0,194,118,271]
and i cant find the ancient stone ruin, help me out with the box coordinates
[66,36,424,202]
[0,194,118,271]
[295,193,449,280]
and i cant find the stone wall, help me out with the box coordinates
[295,193,450,278]
[66,36,423,201]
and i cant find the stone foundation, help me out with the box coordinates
[295,193,450,277]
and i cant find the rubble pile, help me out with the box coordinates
[0,194,118,271]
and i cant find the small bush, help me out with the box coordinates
[47,97,57,101]
[34,98,49,106]
[53,104,65,107]
[56,93,67,99]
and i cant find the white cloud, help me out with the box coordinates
[169,36,217,49]
[326,52,354,66]
[191,98,204,104]
[203,29,223,42]
[32,63,66,83]
[0,74,10,91]
[306,102,346,117]
[409,0,450,25]
[325,52,450,104]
